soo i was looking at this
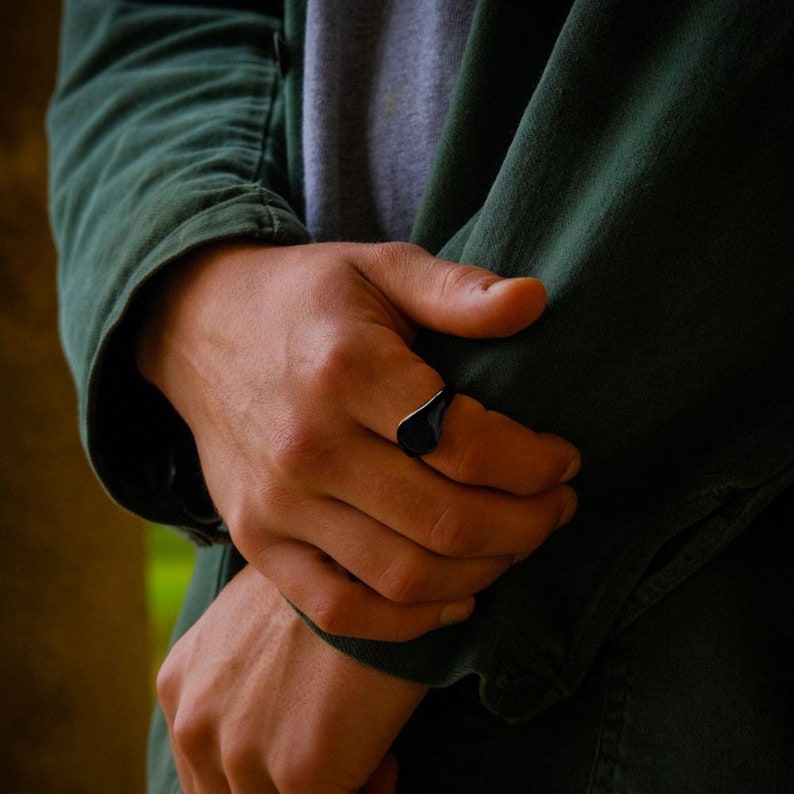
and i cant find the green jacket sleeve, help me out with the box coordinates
[50,0,794,728]
[48,0,311,539]
[309,0,794,720]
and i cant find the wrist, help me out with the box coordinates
[133,241,273,416]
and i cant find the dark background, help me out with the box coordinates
[1,4,150,791]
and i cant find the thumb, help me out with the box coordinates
[358,242,547,338]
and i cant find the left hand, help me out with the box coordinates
[157,565,428,793]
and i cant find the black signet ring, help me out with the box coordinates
[396,384,456,457]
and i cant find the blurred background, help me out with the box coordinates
[1,4,194,791]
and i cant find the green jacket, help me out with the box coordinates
[49,0,794,723]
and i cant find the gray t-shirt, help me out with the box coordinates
[302,0,476,242]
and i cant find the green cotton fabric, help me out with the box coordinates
[48,0,312,535]
[49,0,794,731]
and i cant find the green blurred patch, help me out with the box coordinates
[146,524,196,688]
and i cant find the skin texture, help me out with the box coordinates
[140,240,581,791]
[157,565,427,794]
[137,241,580,641]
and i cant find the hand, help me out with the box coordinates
[137,241,580,640]
[158,565,427,793]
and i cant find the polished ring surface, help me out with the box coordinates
[396,384,456,457]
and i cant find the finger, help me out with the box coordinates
[170,726,232,794]
[220,738,279,794]
[323,434,578,559]
[361,752,399,794]
[316,318,579,493]
[278,306,579,497]
[364,378,580,494]
[160,669,231,794]
[332,326,580,494]
[253,494,513,604]
[356,242,548,339]
[157,660,202,794]
[170,748,199,794]
[192,775,232,794]
[167,718,229,794]
[261,541,476,642]
[422,395,581,492]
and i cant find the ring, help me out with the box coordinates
[396,384,456,457]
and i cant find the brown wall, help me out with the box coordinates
[1,4,150,791]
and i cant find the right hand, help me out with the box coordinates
[137,240,580,640]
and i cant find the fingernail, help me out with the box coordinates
[439,598,474,626]
[556,491,578,528]
[560,456,581,483]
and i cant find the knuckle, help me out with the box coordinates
[155,659,177,707]
[171,704,211,758]
[155,641,190,716]
[426,505,474,556]
[307,337,356,394]
[223,495,279,561]
[360,241,426,286]
[370,240,422,267]
[437,260,484,301]
[444,435,485,484]
[271,752,319,794]
[437,399,488,483]
[303,591,350,636]
[267,418,324,480]
[231,526,276,573]
[374,554,428,604]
